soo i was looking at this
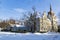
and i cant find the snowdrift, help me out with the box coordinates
[0,32,60,35]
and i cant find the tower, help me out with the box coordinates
[48,4,58,32]
[48,4,54,18]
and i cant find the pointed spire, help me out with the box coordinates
[32,6,36,12]
[50,4,52,11]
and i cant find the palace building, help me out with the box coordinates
[25,5,58,33]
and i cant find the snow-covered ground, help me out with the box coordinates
[0,32,60,40]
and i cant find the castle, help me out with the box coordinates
[25,5,58,33]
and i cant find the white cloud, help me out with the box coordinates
[13,8,27,13]
[0,8,27,20]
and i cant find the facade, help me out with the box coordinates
[36,12,51,32]
[40,12,51,32]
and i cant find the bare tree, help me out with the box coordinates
[24,7,38,32]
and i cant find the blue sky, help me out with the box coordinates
[0,0,60,20]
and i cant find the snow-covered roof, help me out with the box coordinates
[16,25,25,27]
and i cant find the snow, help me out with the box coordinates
[0,32,60,40]
[0,32,59,35]
[0,32,16,34]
